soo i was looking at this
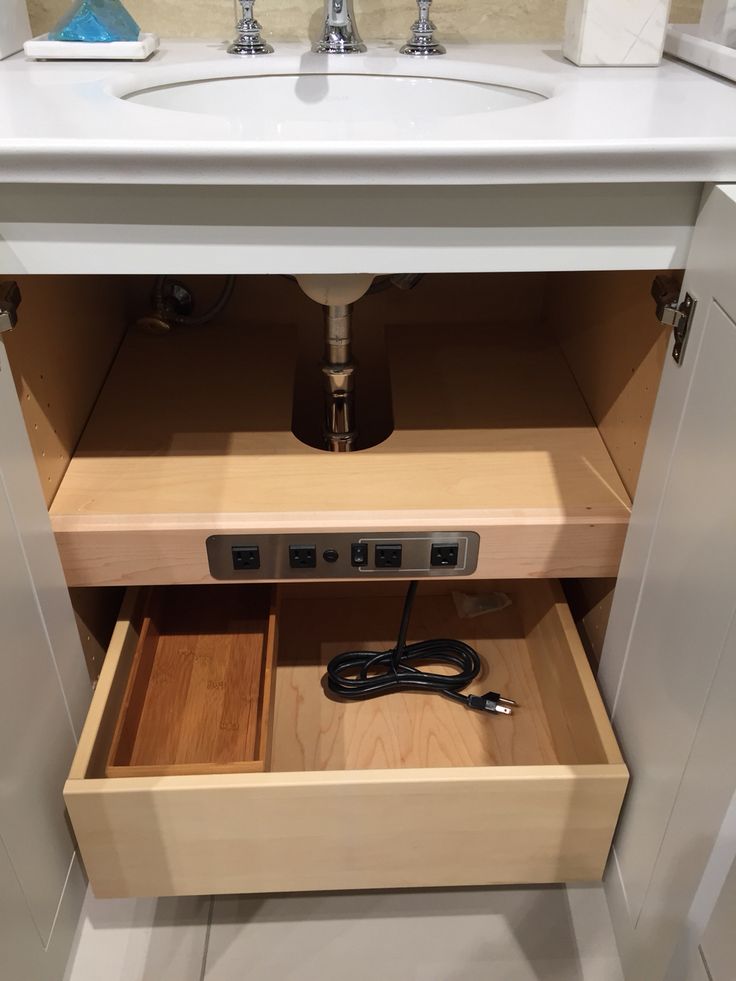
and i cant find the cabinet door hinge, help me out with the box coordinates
[0,281,21,334]
[651,275,696,365]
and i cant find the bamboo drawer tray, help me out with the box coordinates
[106,586,276,777]
[64,580,628,898]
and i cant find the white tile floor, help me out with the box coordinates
[64,885,624,981]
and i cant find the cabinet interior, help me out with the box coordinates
[3,271,672,676]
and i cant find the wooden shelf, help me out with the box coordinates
[50,318,631,585]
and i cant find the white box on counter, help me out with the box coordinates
[564,0,672,66]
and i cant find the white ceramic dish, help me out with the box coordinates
[24,31,158,61]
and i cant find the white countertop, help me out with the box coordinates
[1,39,736,185]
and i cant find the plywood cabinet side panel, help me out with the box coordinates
[545,270,670,500]
[545,270,670,674]
[69,586,125,681]
[563,578,617,670]
[2,276,129,678]
[3,276,128,506]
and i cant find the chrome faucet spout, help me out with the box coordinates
[313,0,366,53]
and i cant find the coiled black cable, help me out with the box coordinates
[325,581,516,715]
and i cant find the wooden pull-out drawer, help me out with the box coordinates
[64,580,628,899]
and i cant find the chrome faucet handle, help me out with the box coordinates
[400,0,445,55]
[228,0,274,55]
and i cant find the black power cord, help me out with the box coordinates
[325,581,516,715]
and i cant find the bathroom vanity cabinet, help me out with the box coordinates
[1,114,736,981]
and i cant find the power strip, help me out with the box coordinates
[206,531,480,580]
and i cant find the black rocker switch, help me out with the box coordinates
[351,542,368,567]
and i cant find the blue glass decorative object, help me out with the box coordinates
[49,0,140,43]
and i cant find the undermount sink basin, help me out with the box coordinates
[122,72,546,137]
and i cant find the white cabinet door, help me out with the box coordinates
[0,341,87,977]
[699,855,736,981]
[599,184,736,979]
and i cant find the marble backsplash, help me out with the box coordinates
[28,0,703,43]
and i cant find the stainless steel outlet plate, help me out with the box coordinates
[206,531,480,580]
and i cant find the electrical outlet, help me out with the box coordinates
[430,543,459,568]
[375,544,402,568]
[289,544,317,569]
[232,545,261,570]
